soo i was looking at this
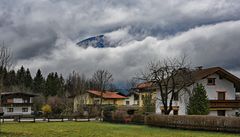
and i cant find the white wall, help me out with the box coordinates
[124,94,138,105]
[197,74,235,100]
[3,106,32,116]
[155,73,238,117]
[13,98,23,103]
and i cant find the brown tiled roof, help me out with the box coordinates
[87,90,127,99]
[136,82,153,89]
[193,67,240,85]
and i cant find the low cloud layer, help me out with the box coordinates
[1,0,240,83]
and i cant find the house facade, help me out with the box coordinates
[137,67,240,117]
[0,92,37,116]
[73,90,127,112]
[122,92,139,106]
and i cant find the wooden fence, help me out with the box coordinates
[0,115,95,123]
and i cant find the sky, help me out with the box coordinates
[1,0,240,85]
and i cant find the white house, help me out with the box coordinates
[138,67,240,117]
[122,92,139,106]
[0,92,37,116]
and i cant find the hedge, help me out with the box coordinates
[146,114,240,133]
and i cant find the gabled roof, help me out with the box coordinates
[87,90,127,99]
[135,67,240,89]
[1,92,38,97]
[136,81,154,89]
[193,67,240,86]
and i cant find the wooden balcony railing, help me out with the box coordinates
[209,100,240,108]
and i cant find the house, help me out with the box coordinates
[73,90,127,112]
[136,67,240,117]
[122,91,139,106]
[0,92,37,116]
[135,81,156,107]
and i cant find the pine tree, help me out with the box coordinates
[45,72,57,97]
[16,66,26,86]
[33,69,45,94]
[25,68,33,88]
[57,74,65,96]
[187,83,209,115]
[7,70,17,86]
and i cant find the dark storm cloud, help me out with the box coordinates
[0,0,240,80]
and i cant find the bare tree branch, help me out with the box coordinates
[138,56,193,115]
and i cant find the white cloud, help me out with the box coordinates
[1,0,240,83]
[16,20,240,81]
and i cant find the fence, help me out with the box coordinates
[146,114,240,133]
[103,111,240,133]
[0,115,96,123]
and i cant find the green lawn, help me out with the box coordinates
[0,122,239,137]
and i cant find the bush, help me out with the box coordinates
[41,104,52,116]
[112,110,128,123]
[146,114,240,133]
[131,114,145,124]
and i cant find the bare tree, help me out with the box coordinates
[66,71,90,96]
[65,71,92,116]
[92,69,113,120]
[0,44,12,70]
[140,56,193,115]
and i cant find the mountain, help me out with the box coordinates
[77,35,111,48]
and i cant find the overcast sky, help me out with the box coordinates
[1,0,240,84]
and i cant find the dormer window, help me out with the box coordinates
[207,78,215,85]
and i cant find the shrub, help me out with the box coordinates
[41,104,52,116]
[112,110,128,123]
[146,114,240,133]
[131,114,145,124]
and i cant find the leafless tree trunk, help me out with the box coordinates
[0,44,12,70]
[140,56,193,115]
[92,69,113,121]
[0,45,13,112]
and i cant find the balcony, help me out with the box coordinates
[209,100,240,108]
[1,102,33,107]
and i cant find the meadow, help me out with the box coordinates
[0,122,239,137]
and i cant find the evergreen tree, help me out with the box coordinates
[143,93,155,113]
[33,69,45,94]
[45,72,57,97]
[57,74,65,96]
[187,83,209,115]
[3,69,17,89]
[16,66,26,86]
[25,68,33,88]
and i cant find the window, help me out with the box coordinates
[22,108,28,112]
[7,108,13,112]
[141,95,144,99]
[207,78,215,85]
[134,94,139,100]
[218,92,225,100]
[217,110,225,116]
[173,110,178,115]
[126,101,130,105]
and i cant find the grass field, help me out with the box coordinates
[0,122,239,137]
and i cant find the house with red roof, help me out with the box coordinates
[73,90,127,112]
